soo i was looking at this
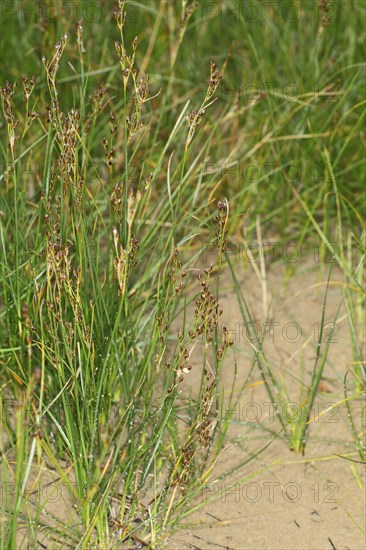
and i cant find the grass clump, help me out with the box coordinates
[0,3,236,547]
[0,0,365,547]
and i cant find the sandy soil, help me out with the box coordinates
[169,253,366,550]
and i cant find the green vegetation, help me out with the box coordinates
[0,1,365,547]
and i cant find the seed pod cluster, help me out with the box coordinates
[0,81,18,152]
[214,199,228,252]
[319,0,331,27]
[179,1,199,38]
[185,61,223,147]
[191,265,223,345]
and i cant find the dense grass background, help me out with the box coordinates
[2,1,365,240]
[0,1,365,547]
